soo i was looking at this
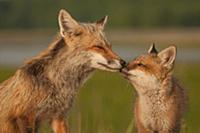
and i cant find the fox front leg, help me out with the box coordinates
[51,117,69,133]
[16,113,39,133]
[16,118,30,133]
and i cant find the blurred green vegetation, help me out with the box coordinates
[0,0,200,29]
[0,64,200,133]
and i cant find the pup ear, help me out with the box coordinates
[96,15,108,30]
[158,46,177,70]
[148,43,158,54]
[58,9,79,37]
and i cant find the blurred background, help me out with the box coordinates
[0,0,200,132]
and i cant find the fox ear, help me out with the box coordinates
[158,46,177,70]
[148,43,158,54]
[58,9,79,37]
[96,15,108,30]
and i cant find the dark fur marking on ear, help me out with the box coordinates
[148,43,158,54]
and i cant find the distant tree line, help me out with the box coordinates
[0,0,200,29]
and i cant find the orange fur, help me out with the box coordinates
[0,9,124,133]
[51,118,69,133]
[122,45,186,133]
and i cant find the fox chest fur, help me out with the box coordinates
[20,40,95,120]
[34,63,94,119]
[135,83,185,133]
[137,90,170,131]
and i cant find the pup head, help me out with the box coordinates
[122,44,177,89]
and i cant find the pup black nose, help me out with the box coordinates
[120,59,126,67]
[120,67,130,76]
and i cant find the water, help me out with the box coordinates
[0,42,199,66]
[0,32,200,66]
[112,45,200,63]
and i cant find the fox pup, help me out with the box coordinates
[122,45,186,133]
[0,9,125,133]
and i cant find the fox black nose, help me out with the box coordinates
[120,59,126,67]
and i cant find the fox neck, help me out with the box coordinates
[133,74,181,132]
[23,37,94,91]
[133,74,173,103]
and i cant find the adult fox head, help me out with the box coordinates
[122,44,177,91]
[58,9,126,72]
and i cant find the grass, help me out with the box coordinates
[0,64,200,133]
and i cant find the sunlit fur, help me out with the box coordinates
[0,9,124,133]
[122,46,186,133]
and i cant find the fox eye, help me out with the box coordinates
[95,45,105,51]
[137,63,145,67]
[73,31,83,36]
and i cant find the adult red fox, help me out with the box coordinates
[0,9,125,133]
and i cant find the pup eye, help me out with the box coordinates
[137,63,145,67]
[74,31,83,36]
